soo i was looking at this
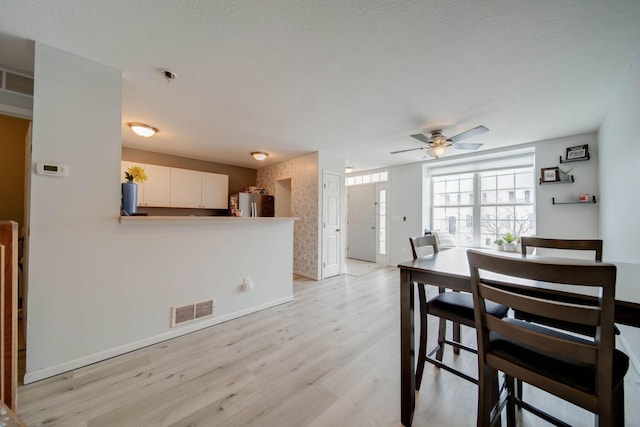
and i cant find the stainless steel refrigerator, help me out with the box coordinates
[237,193,275,217]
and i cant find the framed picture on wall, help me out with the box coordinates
[541,167,560,183]
[566,144,589,160]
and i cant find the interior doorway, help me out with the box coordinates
[322,171,341,278]
[274,178,292,217]
[0,112,31,385]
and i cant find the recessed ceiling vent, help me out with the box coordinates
[171,299,216,327]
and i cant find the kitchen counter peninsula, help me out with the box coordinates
[119,216,298,223]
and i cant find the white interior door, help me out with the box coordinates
[322,171,341,278]
[347,184,376,262]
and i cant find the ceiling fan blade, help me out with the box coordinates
[390,147,424,154]
[410,133,431,143]
[448,125,489,142]
[452,142,483,150]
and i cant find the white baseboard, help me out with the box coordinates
[293,269,319,280]
[23,296,294,384]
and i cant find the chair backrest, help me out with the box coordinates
[432,231,455,248]
[467,249,617,411]
[409,235,439,260]
[520,237,602,261]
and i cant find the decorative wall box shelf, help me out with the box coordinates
[559,154,590,163]
[552,196,597,205]
[539,175,574,185]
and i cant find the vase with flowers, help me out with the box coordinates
[122,166,147,215]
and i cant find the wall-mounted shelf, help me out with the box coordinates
[539,175,574,185]
[559,154,590,163]
[552,196,597,205]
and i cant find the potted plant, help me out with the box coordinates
[122,166,147,215]
[494,238,504,251]
[502,232,517,252]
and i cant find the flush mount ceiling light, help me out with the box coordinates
[251,152,269,161]
[345,166,354,174]
[128,122,158,138]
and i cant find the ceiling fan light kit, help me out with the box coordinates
[391,125,489,159]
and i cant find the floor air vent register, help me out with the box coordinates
[171,299,215,327]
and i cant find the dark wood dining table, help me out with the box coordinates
[398,246,640,426]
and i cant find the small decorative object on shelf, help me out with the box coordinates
[564,144,589,161]
[552,196,597,205]
[558,166,574,182]
[122,166,147,215]
[494,238,504,251]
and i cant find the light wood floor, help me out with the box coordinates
[17,264,640,426]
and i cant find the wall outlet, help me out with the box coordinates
[242,277,254,291]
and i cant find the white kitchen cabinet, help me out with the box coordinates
[120,162,229,209]
[142,164,171,207]
[170,168,202,208]
[120,161,144,206]
[202,172,229,209]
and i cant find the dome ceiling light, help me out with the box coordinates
[251,152,269,161]
[128,122,158,138]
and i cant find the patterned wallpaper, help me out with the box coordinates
[257,152,319,279]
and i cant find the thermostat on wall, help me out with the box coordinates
[36,162,68,177]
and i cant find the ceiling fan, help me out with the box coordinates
[391,125,489,159]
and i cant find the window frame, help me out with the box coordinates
[429,160,535,248]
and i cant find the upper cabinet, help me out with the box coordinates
[202,172,229,209]
[143,164,171,207]
[170,168,203,208]
[121,162,229,209]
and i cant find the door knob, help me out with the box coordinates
[336,228,340,232]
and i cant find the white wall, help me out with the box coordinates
[599,54,640,264]
[25,44,293,382]
[388,163,423,265]
[534,133,599,239]
[598,53,640,366]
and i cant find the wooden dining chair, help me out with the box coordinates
[520,236,602,260]
[467,250,629,427]
[410,236,508,387]
[517,237,613,399]
[517,237,604,331]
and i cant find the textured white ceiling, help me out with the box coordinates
[1,1,640,170]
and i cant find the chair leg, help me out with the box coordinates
[477,365,497,427]
[505,375,516,427]
[415,283,428,390]
[610,382,625,427]
[436,317,446,361]
[453,322,461,355]
[515,379,523,404]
